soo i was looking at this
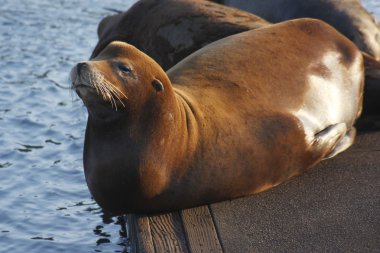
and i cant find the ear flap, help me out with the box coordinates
[152,79,164,92]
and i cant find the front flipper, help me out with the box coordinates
[312,123,356,160]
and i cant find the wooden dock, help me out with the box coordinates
[128,205,222,253]
[127,130,380,253]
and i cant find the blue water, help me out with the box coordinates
[0,0,379,252]
[0,0,136,252]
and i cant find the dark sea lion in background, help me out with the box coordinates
[72,19,364,214]
[91,0,270,70]
[357,53,380,129]
[212,0,380,60]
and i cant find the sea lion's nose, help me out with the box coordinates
[77,62,88,75]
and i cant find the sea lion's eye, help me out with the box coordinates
[118,65,132,74]
[152,79,164,92]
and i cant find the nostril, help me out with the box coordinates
[77,62,88,74]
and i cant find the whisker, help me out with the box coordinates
[91,72,104,98]
[99,71,128,107]
[102,80,119,110]
[99,79,118,110]
[111,94,118,111]
[106,85,119,104]
[85,69,129,111]
[108,81,128,100]
[103,84,116,109]
[97,80,108,101]
[90,72,101,96]
[106,82,126,108]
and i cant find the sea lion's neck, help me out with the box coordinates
[84,87,199,199]
[173,88,200,162]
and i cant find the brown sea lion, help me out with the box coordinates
[72,18,364,214]
[91,0,270,69]
[213,0,380,60]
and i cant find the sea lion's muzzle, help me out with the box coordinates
[70,62,97,100]
[70,59,129,113]
[71,62,88,86]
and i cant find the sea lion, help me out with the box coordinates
[91,0,270,69]
[72,19,364,214]
[213,0,380,60]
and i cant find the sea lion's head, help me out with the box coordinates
[71,41,170,121]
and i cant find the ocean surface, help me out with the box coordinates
[0,0,379,252]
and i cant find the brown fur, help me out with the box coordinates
[73,19,364,214]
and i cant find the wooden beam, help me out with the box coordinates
[149,212,189,253]
[128,212,189,253]
[128,205,223,252]
[128,214,155,253]
[181,205,224,253]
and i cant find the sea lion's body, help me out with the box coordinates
[214,0,380,60]
[73,19,364,214]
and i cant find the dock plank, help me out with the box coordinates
[181,205,224,253]
[128,214,155,253]
[129,212,189,253]
[148,212,189,253]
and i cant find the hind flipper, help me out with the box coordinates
[323,127,356,159]
[312,123,355,160]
